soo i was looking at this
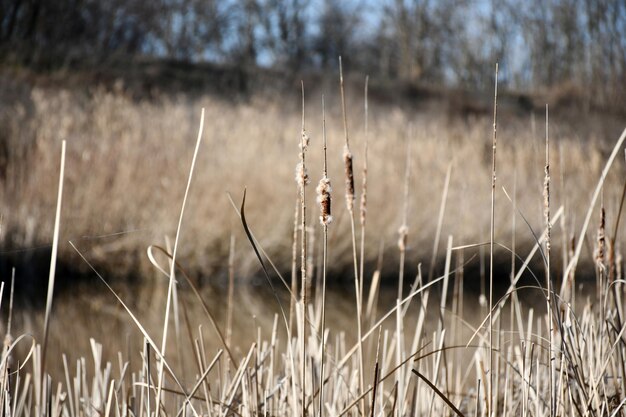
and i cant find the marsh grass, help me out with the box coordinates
[0,71,626,417]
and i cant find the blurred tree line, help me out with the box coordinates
[1,0,624,107]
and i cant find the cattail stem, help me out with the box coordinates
[544,104,555,417]
[359,75,369,310]
[398,133,411,301]
[226,234,235,349]
[317,95,331,417]
[297,81,309,417]
[488,63,498,417]
[339,56,364,416]
[290,197,299,336]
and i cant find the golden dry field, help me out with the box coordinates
[0,70,625,417]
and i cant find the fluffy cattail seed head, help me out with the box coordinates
[295,161,309,189]
[343,146,354,212]
[317,177,332,225]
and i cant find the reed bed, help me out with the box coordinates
[1,78,624,281]
[0,70,625,417]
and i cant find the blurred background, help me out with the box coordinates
[0,0,624,298]
[0,0,624,376]
[1,0,625,106]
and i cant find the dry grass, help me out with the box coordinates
[0,73,625,417]
[1,79,624,283]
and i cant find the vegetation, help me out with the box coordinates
[0,70,624,285]
[0,59,625,417]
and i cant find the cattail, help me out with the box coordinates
[295,132,310,189]
[295,160,309,189]
[595,207,606,270]
[317,177,332,225]
[339,57,355,214]
[344,145,354,212]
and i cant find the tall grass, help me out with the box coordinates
[1,80,623,281]
[0,73,626,417]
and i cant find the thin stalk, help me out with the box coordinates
[156,109,205,411]
[398,133,411,300]
[290,196,299,336]
[488,63,498,417]
[359,75,369,311]
[41,139,66,407]
[544,104,555,417]
[226,234,236,349]
[428,163,452,283]
[339,56,365,415]
[298,81,309,417]
[317,95,331,417]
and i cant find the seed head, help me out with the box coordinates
[343,146,354,212]
[594,207,606,270]
[317,177,332,225]
[295,161,309,189]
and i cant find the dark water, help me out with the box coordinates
[5,275,586,383]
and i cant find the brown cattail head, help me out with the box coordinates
[317,177,332,225]
[397,224,408,251]
[594,207,606,270]
[343,145,355,212]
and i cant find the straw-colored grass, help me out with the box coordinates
[0,72,626,417]
[1,80,623,281]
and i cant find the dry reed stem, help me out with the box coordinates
[317,94,331,417]
[41,139,66,412]
[156,109,205,411]
[359,76,369,302]
[560,127,626,295]
[428,163,452,283]
[297,81,309,417]
[397,134,411,300]
[339,56,365,416]
[226,234,236,348]
[544,104,555,417]
[488,63,498,417]
[595,206,606,270]
[290,197,299,335]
